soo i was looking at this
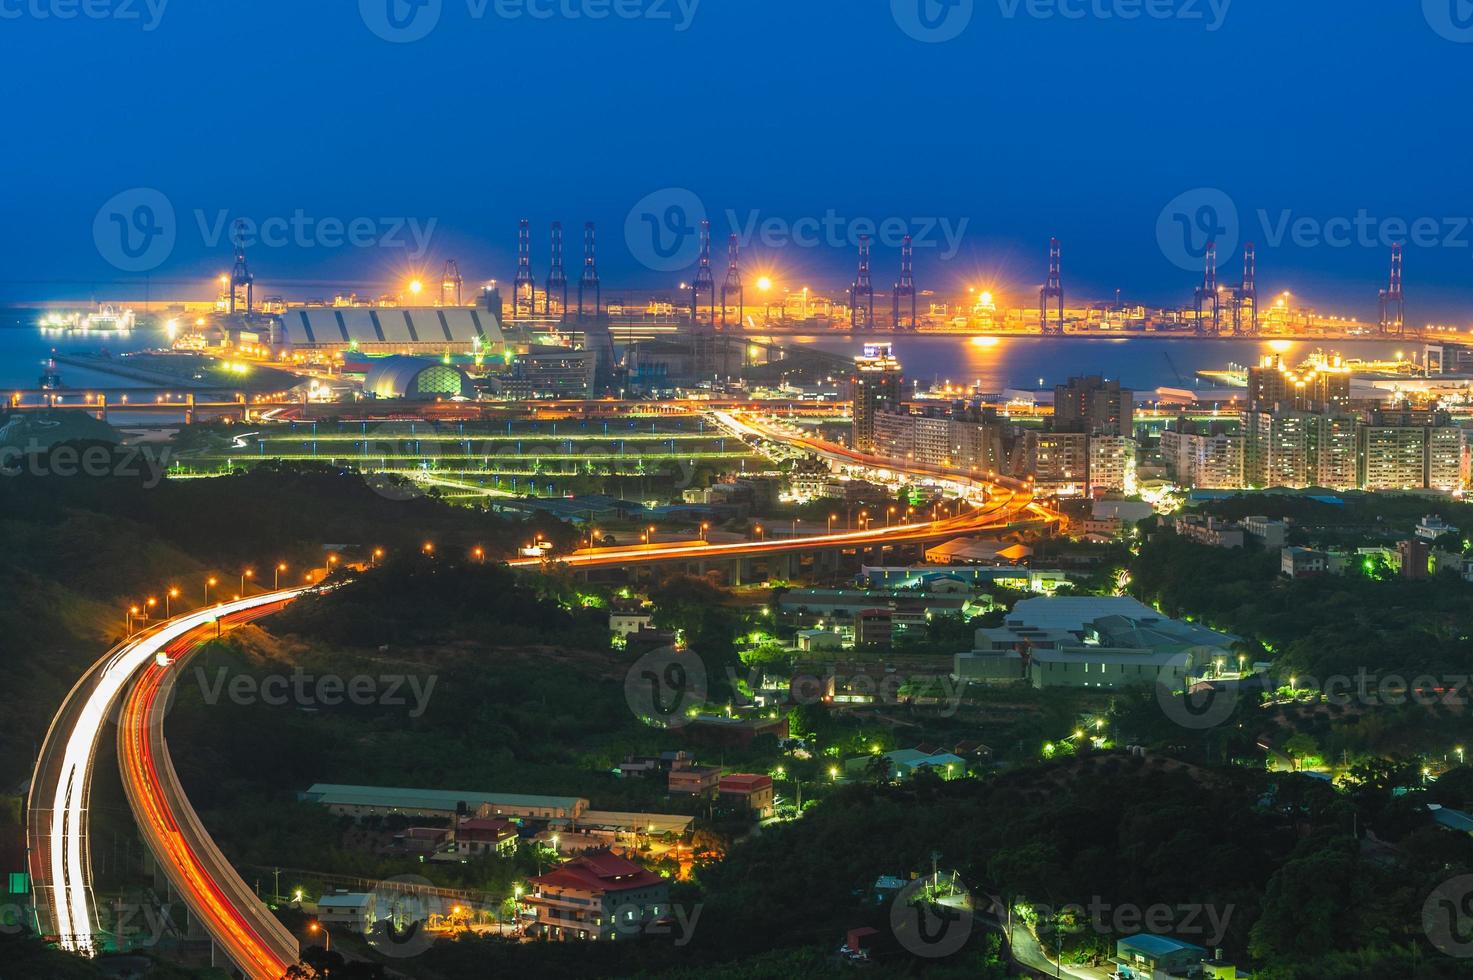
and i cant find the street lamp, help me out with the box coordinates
[166,587,179,618]
[422,542,435,556]
[473,546,485,564]
[372,547,384,566]
[240,569,254,596]
[127,605,140,635]
[828,513,837,534]
[307,920,331,952]
[204,577,217,604]
[274,563,287,589]
[700,522,710,543]
[754,524,764,541]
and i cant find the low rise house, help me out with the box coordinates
[609,600,655,637]
[453,817,519,856]
[1115,934,1209,977]
[1173,515,1245,549]
[316,893,376,935]
[1242,515,1289,548]
[667,762,721,796]
[717,774,775,818]
[1417,514,1460,541]
[1280,546,1327,579]
[527,850,669,942]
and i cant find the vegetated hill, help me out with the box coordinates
[0,457,567,790]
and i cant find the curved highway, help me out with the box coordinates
[28,590,308,976]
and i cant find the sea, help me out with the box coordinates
[0,307,1417,396]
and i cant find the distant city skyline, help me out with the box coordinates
[6,3,1473,319]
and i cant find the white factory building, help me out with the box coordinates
[277,307,508,354]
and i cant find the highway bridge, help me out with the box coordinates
[28,591,309,977]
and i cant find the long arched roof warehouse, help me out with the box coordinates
[363,356,475,400]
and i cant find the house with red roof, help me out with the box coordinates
[453,817,518,856]
[717,773,775,818]
[527,849,670,941]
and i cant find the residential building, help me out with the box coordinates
[609,601,654,637]
[856,607,894,647]
[1174,515,1245,549]
[527,850,669,942]
[717,774,775,817]
[1245,409,1312,488]
[1246,355,1351,412]
[1398,538,1431,580]
[667,762,721,796]
[1359,421,1430,490]
[1307,413,1359,489]
[1160,418,1244,489]
[1021,429,1089,496]
[1417,514,1460,541]
[316,893,376,935]
[1281,546,1327,579]
[851,343,904,452]
[453,817,518,856]
[1054,375,1133,436]
[1087,435,1136,495]
[1242,515,1289,549]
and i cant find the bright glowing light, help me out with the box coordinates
[756,276,773,292]
[409,279,424,296]
[970,336,999,348]
[1267,339,1292,354]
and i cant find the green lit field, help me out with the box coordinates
[169,417,764,499]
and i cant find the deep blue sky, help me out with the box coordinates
[5,0,1472,321]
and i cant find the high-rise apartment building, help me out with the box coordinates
[1054,375,1133,436]
[851,343,904,452]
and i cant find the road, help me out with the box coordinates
[28,590,308,976]
[117,596,309,978]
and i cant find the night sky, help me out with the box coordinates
[4,1,1471,319]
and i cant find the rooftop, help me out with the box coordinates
[301,783,586,812]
